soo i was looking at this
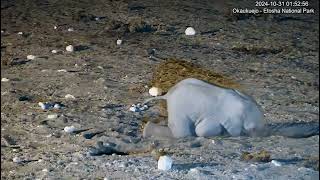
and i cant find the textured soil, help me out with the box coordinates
[1,0,319,179]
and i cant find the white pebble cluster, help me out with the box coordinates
[129,103,148,112]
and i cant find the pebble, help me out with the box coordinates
[57,69,67,72]
[271,160,282,167]
[185,27,196,36]
[158,156,173,171]
[64,126,76,133]
[1,78,10,82]
[66,45,74,52]
[17,32,23,35]
[51,50,58,54]
[27,55,36,60]
[1,30,4,33]
[53,103,62,109]
[189,168,200,174]
[116,39,122,45]
[149,87,162,97]
[67,28,74,32]
[65,94,76,99]
[12,157,23,163]
[38,102,50,110]
[54,26,58,30]
[129,104,148,112]
[47,114,58,119]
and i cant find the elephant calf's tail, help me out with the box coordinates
[266,122,319,138]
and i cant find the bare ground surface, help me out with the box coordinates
[1,0,319,179]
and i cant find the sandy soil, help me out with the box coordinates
[1,0,319,179]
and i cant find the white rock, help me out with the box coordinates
[27,55,36,60]
[57,69,67,72]
[211,140,215,144]
[17,32,23,35]
[12,157,23,163]
[54,26,58,30]
[42,168,48,172]
[185,27,196,36]
[116,39,122,45]
[1,78,10,82]
[149,87,162,97]
[64,126,76,133]
[47,114,58,119]
[1,30,4,33]
[67,28,74,32]
[158,156,173,171]
[53,103,61,109]
[271,160,282,167]
[95,17,100,21]
[66,45,74,52]
[189,168,200,174]
[51,50,58,54]
[65,94,75,99]
[129,106,138,112]
[38,102,49,110]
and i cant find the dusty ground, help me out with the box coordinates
[1,0,319,179]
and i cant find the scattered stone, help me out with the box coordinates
[39,102,63,110]
[64,126,76,133]
[51,50,58,54]
[149,87,163,97]
[66,45,74,52]
[116,39,122,45]
[17,32,23,35]
[158,156,173,171]
[54,26,58,30]
[47,114,58,119]
[38,102,51,110]
[189,168,200,174]
[57,69,67,72]
[271,160,282,167]
[65,94,76,100]
[1,78,10,82]
[27,55,36,60]
[18,95,31,101]
[67,28,74,32]
[12,157,23,163]
[53,103,62,109]
[185,27,196,36]
[129,104,148,112]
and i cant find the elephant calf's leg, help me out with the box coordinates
[143,122,174,138]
